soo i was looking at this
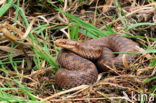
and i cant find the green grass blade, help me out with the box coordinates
[13,79,37,101]
[79,29,97,38]
[70,22,79,41]
[143,76,156,84]
[150,58,156,67]
[29,24,58,72]
[126,23,156,31]
[9,43,19,73]
[104,23,115,34]
[115,0,127,28]
[47,1,113,38]
[149,85,156,93]
[122,34,156,41]
[13,4,29,27]
[0,0,13,17]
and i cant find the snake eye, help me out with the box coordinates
[74,42,79,47]
[62,41,66,44]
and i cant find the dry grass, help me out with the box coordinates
[0,0,156,103]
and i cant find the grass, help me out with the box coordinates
[0,0,13,18]
[0,0,156,102]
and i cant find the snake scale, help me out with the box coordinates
[55,34,139,88]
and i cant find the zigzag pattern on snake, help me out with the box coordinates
[55,34,139,88]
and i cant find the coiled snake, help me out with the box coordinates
[55,34,139,88]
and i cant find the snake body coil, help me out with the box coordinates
[55,34,139,88]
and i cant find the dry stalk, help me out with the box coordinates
[100,3,156,30]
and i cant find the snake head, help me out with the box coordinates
[55,39,79,50]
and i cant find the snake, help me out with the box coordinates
[55,34,139,88]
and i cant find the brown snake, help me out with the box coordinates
[55,34,139,88]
